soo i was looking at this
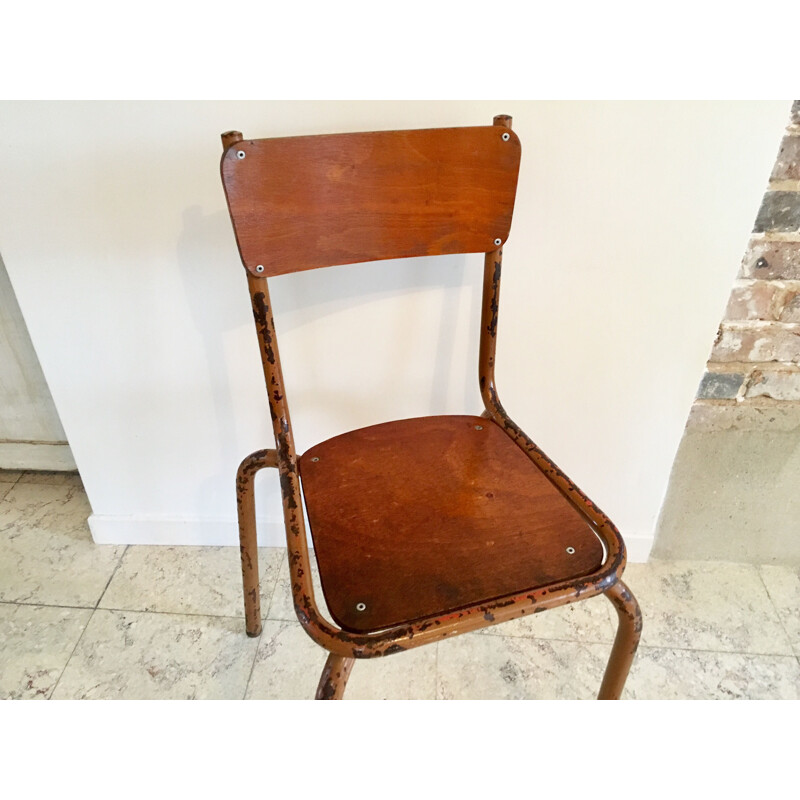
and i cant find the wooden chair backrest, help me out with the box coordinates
[220,124,521,277]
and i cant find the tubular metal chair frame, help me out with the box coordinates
[221,115,642,700]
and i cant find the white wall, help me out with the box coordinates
[0,101,788,559]
[0,252,75,469]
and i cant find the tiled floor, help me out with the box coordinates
[1,468,799,700]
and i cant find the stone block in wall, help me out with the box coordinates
[744,367,800,401]
[779,293,800,322]
[753,192,800,233]
[655,412,800,563]
[696,371,745,399]
[770,136,800,181]
[724,281,784,320]
[687,402,800,433]
[740,240,800,280]
[710,323,800,362]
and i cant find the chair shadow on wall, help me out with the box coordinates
[176,204,480,531]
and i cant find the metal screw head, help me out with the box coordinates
[311,456,320,462]
[502,132,510,141]
[236,150,246,159]
[255,264,265,273]
[355,602,366,612]
[494,238,502,246]
[474,425,483,430]
[566,546,575,555]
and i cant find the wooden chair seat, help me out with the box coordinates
[299,415,604,633]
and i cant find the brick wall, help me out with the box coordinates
[654,100,800,563]
[694,101,800,414]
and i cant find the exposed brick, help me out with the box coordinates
[779,293,800,322]
[740,240,800,279]
[770,137,800,181]
[696,371,745,399]
[707,104,800,413]
[710,323,800,363]
[724,281,783,320]
[753,192,800,233]
[745,368,800,401]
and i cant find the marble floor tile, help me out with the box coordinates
[759,565,800,656]
[477,593,616,643]
[623,560,793,655]
[266,551,332,621]
[245,620,325,699]
[627,646,800,700]
[99,545,284,618]
[436,631,613,700]
[51,609,259,699]
[17,471,83,487]
[245,619,437,700]
[5,474,800,702]
[345,643,437,700]
[0,602,92,700]
[0,482,124,607]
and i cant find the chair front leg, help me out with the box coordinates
[236,449,278,637]
[316,653,355,700]
[598,580,642,700]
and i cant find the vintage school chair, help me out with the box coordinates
[219,114,642,700]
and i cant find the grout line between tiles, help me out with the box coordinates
[262,548,286,618]
[439,627,798,660]
[241,551,283,700]
[242,548,288,700]
[755,566,797,654]
[242,630,263,700]
[1,597,253,624]
[47,546,129,700]
[48,607,96,700]
[7,595,797,663]
[0,471,25,497]
[0,599,97,612]
[84,605,247,623]
[94,544,130,610]
[631,642,800,660]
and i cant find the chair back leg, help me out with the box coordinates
[236,448,278,637]
[316,653,356,700]
[597,580,642,699]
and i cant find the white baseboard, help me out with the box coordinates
[624,532,654,563]
[88,514,287,547]
[0,441,76,471]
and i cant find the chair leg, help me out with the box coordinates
[597,580,642,700]
[316,653,355,700]
[236,456,266,638]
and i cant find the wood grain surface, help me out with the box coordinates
[299,416,604,633]
[221,126,521,276]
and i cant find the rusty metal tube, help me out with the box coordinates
[598,580,643,699]
[315,653,355,700]
[236,448,278,636]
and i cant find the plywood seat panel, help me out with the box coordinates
[299,415,604,633]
